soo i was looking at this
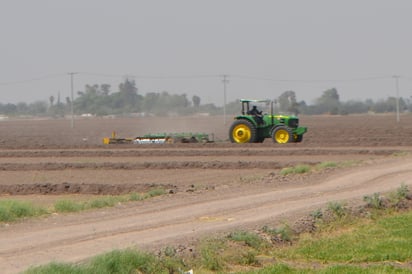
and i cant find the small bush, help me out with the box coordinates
[310,208,323,220]
[88,196,122,209]
[262,224,294,243]
[0,200,47,222]
[316,161,338,169]
[363,193,384,209]
[200,239,226,271]
[229,231,264,249]
[280,165,311,176]
[327,201,347,219]
[396,183,409,199]
[129,192,143,201]
[146,188,166,197]
[388,183,410,208]
[54,200,84,213]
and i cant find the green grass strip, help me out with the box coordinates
[278,211,412,263]
[0,200,47,222]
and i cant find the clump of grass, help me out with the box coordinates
[262,224,295,243]
[26,249,170,274]
[327,201,347,219]
[363,192,384,209]
[54,200,84,213]
[0,200,47,222]
[316,161,338,169]
[280,164,311,176]
[228,231,265,249]
[54,188,167,213]
[199,238,226,271]
[310,208,323,220]
[388,183,410,207]
[146,188,166,198]
[129,192,144,201]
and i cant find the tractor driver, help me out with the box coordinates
[248,105,262,116]
[248,105,264,124]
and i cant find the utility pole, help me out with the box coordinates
[393,75,400,123]
[68,72,78,128]
[222,74,229,125]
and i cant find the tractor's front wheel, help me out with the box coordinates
[272,126,292,144]
[294,134,303,143]
[229,120,257,143]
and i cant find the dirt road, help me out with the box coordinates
[1,149,412,273]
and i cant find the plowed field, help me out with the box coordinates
[1,114,412,273]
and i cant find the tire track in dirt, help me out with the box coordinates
[1,156,412,273]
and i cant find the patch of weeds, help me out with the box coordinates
[327,201,347,219]
[228,231,265,249]
[88,196,124,209]
[262,224,294,243]
[162,246,177,257]
[280,164,311,176]
[146,188,166,198]
[240,174,264,183]
[54,200,84,213]
[316,161,338,170]
[25,262,83,274]
[392,151,409,157]
[310,208,323,220]
[54,188,167,213]
[396,183,409,199]
[341,160,362,168]
[0,200,47,222]
[363,192,384,209]
[85,249,160,274]
[236,250,260,266]
[388,183,410,208]
[199,238,226,271]
[129,192,144,201]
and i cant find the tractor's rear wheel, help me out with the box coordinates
[272,126,292,144]
[229,120,257,143]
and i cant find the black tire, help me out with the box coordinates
[294,134,303,143]
[255,136,265,143]
[271,125,292,144]
[229,119,257,143]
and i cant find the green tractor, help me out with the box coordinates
[229,99,307,144]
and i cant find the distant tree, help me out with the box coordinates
[101,84,111,95]
[28,101,48,115]
[192,95,201,107]
[49,95,55,107]
[141,92,159,113]
[118,79,138,111]
[278,90,300,115]
[316,88,341,114]
[16,102,29,115]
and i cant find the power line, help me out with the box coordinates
[79,72,219,80]
[0,73,65,86]
[231,74,393,83]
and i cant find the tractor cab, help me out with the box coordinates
[229,99,307,144]
[240,99,270,116]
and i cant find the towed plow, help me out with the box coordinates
[103,132,213,145]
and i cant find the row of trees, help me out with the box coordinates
[1,79,411,117]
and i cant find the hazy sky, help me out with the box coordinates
[1,0,412,105]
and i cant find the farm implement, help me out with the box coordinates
[103,132,213,145]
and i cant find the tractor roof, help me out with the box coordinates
[239,99,271,103]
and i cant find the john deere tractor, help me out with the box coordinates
[229,99,307,144]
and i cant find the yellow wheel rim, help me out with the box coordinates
[232,124,252,143]
[274,129,290,143]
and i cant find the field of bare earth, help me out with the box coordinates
[1,114,412,273]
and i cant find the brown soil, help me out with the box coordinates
[1,114,412,273]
